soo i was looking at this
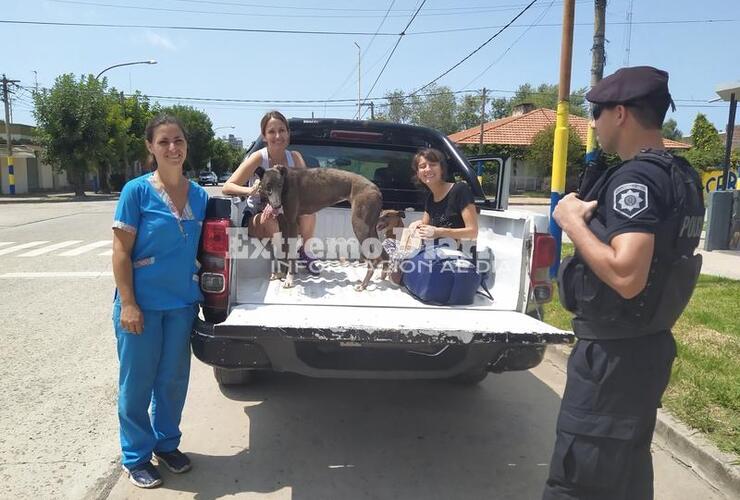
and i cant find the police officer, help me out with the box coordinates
[543,66,705,500]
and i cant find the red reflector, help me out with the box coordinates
[203,219,230,253]
[532,233,555,270]
[329,130,384,142]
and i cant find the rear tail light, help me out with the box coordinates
[202,219,230,253]
[530,233,555,304]
[199,218,231,322]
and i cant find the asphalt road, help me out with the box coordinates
[0,190,724,499]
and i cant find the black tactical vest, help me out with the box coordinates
[559,150,705,340]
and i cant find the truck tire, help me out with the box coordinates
[213,367,254,386]
[449,368,488,385]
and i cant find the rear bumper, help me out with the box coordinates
[191,317,570,379]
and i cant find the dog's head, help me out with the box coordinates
[376,209,405,236]
[259,165,288,209]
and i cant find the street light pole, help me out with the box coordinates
[354,42,361,120]
[95,60,157,80]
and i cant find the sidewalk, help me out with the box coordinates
[0,191,120,204]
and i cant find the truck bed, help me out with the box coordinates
[218,207,571,345]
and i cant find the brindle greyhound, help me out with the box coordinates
[259,165,383,289]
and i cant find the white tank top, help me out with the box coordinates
[245,148,295,211]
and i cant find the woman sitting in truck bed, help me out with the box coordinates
[408,147,479,252]
[222,111,318,269]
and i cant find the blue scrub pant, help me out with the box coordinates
[113,303,197,469]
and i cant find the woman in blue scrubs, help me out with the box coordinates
[111,115,208,488]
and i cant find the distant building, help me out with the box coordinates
[0,121,70,194]
[227,134,244,150]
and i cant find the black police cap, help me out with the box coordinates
[586,66,674,110]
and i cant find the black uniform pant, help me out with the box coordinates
[543,330,676,500]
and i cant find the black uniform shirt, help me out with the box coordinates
[424,182,475,229]
[591,160,674,243]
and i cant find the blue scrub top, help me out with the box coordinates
[113,173,209,310]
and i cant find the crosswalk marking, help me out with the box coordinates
[58,240,111,257]
[0,242,16,249]
[0,241,50,256]
[0,271,114,279]
[98,249,113,256]
[18,240,84,257]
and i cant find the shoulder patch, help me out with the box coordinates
[613,183,648,218]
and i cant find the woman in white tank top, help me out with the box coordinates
[222,111,317,251]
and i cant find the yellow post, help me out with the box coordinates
[549,0,576,277]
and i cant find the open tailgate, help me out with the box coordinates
[214,304,573,345]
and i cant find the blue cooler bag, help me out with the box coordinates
[402,246,492,306]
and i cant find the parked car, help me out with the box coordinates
[193,118,572,386]
[218,172,232,183]
[199,170,218,186]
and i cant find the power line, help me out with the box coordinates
[411,0,540,96]
[325,0,396,103]
[167,0,581,14]
[361,0,427,112]
[51,0,585,19]
[16,83,723,109]
[464,0,556,89]
[1,17,733,37]
[0,19,398,36]
[411,18,739,35]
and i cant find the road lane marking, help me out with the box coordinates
[18,240,84,257]
[0,241,50,255]
[58,240,111,256]
[0,271,114,279]
[0,242,16,249]
[98,249,113,256]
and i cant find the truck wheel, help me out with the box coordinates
[213,367,254,386]
[450,368,488,385]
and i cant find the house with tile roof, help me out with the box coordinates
[449,104,691,193]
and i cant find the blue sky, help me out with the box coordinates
[3,0,737,145]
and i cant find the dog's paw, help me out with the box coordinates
[283,274,295,288]
[354,283,367,292]
[270,272,284,281]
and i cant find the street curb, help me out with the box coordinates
[0,194,120,204]
[546,344,740,499]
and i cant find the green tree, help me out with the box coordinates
[512,83,588,117]
[155,104,214,174]
[122,92,154,172]
[409,84,458,134]
[33,73,111,196]
[456,93,485,131]
[376,89,412,124]
[210,138,245,175]
[681,113,724,172]
[661,118,683,141]
[526,123,585,177]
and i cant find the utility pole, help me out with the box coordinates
[586,1,607,154]
[360,101,375,120]
[2,75,20,195]
[548,0,576,277]
[478,87,487,155]
[354,42,361,120]
[119,91,130,189]
[477,87,488,188]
